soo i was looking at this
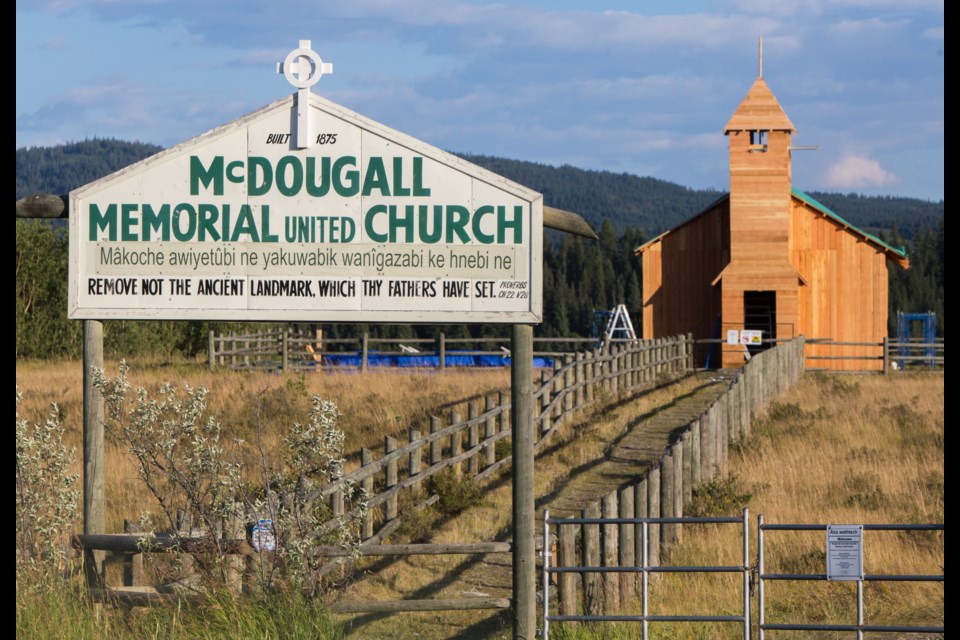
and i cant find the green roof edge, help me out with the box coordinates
[791,188,908,259]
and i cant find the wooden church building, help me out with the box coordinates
[635,63,909,370]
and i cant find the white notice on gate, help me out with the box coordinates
[826,524,863,580]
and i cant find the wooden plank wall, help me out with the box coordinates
[641,204,727,365]
[791,200,889,370]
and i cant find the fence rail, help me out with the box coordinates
[803,337,943,372]
[208,327,640,372]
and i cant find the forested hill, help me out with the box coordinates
[16,140,942,241]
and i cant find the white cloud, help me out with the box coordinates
[827,17,910,36]
[923,26,944,40]
[825,155,898,189]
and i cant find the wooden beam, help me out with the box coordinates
[16,194,68,219]
[544,206,598,240]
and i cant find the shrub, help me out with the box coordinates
[686,475,752,517]
[15,389,79,579]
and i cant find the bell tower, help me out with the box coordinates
[716,40,804,366]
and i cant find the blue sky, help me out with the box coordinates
[16,0,943,201]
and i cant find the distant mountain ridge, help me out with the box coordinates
[16,139,943,240]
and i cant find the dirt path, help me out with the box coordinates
[334,371,734,639]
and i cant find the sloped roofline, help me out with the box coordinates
[634,188,910,268]
[791,188,909,266]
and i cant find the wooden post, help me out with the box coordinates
[682,430,693,505]
[225,515,244,594]
[582,503,602,615]
[660,450,675,552]
[511,324,536,640]
[385,437,398,522]
[558,518,578,617]
[468,402,479,477]
[361,449,374,540]
[618,485,635,605]
[484,395,497,468]
[672,440,684,545]
[575,352,585,407]
[499,391,510,445]
[585,351,595,404]
[430,416,442,466]
[361,332,369,373]
[408,429,422,484]
[647,468,660,568]
[635,479,648,575]
[552,361,563,422]
[687,332,695,372]
[281,328,288,372]
[610,346,620,395]
[450,411,462,477]
[564,355,575,414]
[883,336,890,374]
[123,520,144,587]
[83,320,105,587]
[692,417,702,488]
[602,490,620,613]
[540,369,552,438]
[439,332,446,371]
[208,330,215,370]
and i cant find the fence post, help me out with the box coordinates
[484,395,497,468]
[123,519,144,587]
[449,411,462,477]
[602,490,620,613]
[281,328,288,372]
[385,436,398,522]
[82,319,106,588]
[575,351,585,407]
[408,429,422,486]
[208,330,215,370]
[682,430,693,505]
[361,332,369,373]
[610,346,620,395]
[225,514,244,594]
[361,449,374,540]
[692,416,702,488]
[635,478,648,579]
[883,336,890,374]
[499,391,510,445]
[430,416,442,467]
[585,351,595,404]
[672,439,684,545]
[468,402,479,477]
[618,485,635,605]
[564,355,575,414]
[660,451,675,553]
[540,369,552,438]
[439,332,446,371]
[582,503,602,615]
[647,467,660,568]
[558,518,578,617]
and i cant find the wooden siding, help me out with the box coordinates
[641,203,727,365]
[791,198,890,370]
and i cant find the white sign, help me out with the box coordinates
[740,330,763,345]
[826,524,863,580]
[727,330,740,345]
[69,93,543,324]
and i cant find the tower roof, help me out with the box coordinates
[724,76,796,133]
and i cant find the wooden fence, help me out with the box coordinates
[207,327,624,372]
[74,335,696,609]
[551,337,806,616]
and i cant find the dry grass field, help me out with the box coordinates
[16,358,943,639]
[15,358,509,532]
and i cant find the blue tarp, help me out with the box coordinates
[321,351,555,369]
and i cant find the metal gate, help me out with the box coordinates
[541,508,751,640]
[757,517,945,638]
